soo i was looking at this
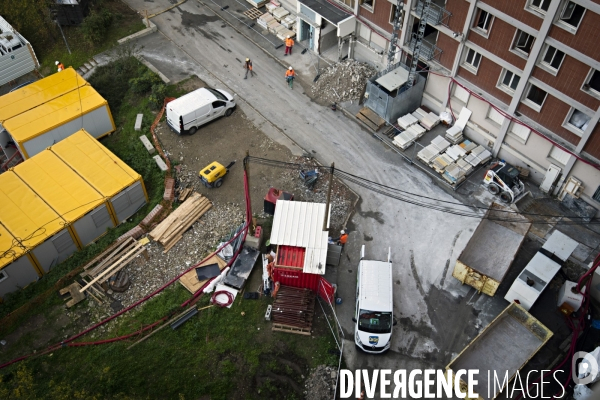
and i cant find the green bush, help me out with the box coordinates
[89,56,141,113]
[81,9,114,44]
[149,84,168,110]
[129,71,162,94]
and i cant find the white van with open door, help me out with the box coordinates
[353,245,395,354]
[166,87,235,135]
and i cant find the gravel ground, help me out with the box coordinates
[78,76,357,330]
[309,60,376,105]
[304,365,338,400]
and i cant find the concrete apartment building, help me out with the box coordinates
[282,0,600,214]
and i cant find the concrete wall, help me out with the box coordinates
[320,20,338,51]
[570,159,600,199]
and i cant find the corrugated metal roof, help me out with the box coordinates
[13,150,105,223]
[50,129,141,197]
[270,200,329,275]
[0,68,87,122]
[0,222,25,270]
[4,85,106,142]
[359,260,393,312]
[0,171,66,250]
[277,246,305,269]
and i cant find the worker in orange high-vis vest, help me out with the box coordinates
[55,60,65,72]
[285,66,296,89]
[284,35,294,56]
[335,230,348,246]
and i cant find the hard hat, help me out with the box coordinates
[340,230,345,234]
[289,66,292,70]
[55,61,59,65]
[287,35,290,38]
[246,58,249,61]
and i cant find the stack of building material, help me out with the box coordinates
[417,144,440,165]
[271,285,315,335]
[272,7,289,21]
[445,107,472,144]
[397,113,419,130]
[456,157,474,174]
[149,192,212,252]
[464,145,492,167]
[257,12,274,29]
[445,144,467,161]
[245,0,269,7]
[79,237,150,298]
[276,26,295,40]
[420,112,441,130]
[459,139,477,153]
[281,15,295,29]
[443,163,466,185]
[432,153,454,174]
[445,128,464,144]
[266,2,278,13]
[431,135,451,152]
[268,19,281,34]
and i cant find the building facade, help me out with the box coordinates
[354,0,600,213]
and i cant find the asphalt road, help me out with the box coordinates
[121,0,510,395]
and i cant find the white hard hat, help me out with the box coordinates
[55,61,59,65]
[340,230,345,234]
[288,66,292,70]
[246,58,249,61]
[287,35,290,38]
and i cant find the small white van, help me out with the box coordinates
[166,87,236,135]
[353,245,395,354]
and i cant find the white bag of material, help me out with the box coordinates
[440,112,453,125]
[577,347,600,384]
[203,267,230,293]
[217,243,233,260]
[573,384,594,400]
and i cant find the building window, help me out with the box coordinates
[540,45,565,72]
[463,48,482,72]
[360,0,374,11]
[548,146,571,165]
[498,69,521,93]
[593,186,600,202]
[0,269,7,284]
[524,84,548,110]
[473,9,493,35]
[528,0,550,13]
[512,30,535,56]
[389,4,397,24]
[509,122,531,143]
[453,85,470,104]
[583,69,600,96]
[487,107,505,126]
[564,108,591,134]
[557,1,585,31]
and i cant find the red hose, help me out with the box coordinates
[211,290,234,307]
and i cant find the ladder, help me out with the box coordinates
[407,0,432,88]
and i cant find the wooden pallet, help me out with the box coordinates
[59,282,86,308]
[272,323,311,336]
[356,107,385,132]
[243,7,264,19]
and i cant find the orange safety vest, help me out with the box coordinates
[285,69,295,78]
[57,63,65,71]
[339,234,348,244]
[285,38,294,47]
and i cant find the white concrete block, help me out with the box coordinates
[153,155,168,171]
[135,114,143,131]
[139,135,155,154]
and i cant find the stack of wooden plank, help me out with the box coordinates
[271,285,315,335]
[79,237,150,297]
[149,192,212,252]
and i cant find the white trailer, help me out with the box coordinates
[0,16,39,86]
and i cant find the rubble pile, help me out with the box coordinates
[310,60,376,103]
[304,365,338,400]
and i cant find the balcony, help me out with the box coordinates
[408,32,443,61]
[415,0,451,27]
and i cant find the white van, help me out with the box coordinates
[166,87,236,135]
[353,245,395,354]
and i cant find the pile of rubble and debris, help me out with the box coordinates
[310,60,376,104]
[304,365,338,400]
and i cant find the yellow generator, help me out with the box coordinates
[199,161,235,188]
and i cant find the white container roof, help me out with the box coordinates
[269,200,330,275]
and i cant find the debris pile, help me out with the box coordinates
[304,365,338,400]
[310,60,376,103]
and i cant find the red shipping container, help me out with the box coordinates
[272,267,334,304]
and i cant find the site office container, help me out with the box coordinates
[13,149,116,248]
[0,172,79,276]
[272,267,335,303]
[0,223,41,299]
[0,16,39,87]
[2,84,115,160]
[50,129,148,224]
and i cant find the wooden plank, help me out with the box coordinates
[149,193,204,241]
[158,198,210,243]
[162,235,183,253]
[87,239,137,277]
[179,255,228,294]
[79,241,147,293]
[159,200,212,245]
[60,282,86,308]
[82,237,134,273]
[356,112,379,131]
[272,323,311,336]
[243,7,263,19]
